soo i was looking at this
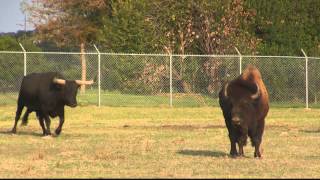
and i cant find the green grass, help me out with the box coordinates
[0,90,317,108]
[0,106,319,178]
[0,91,218,107]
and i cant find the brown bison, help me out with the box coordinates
[219,65,269,158]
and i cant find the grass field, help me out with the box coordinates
[0,105,320,178]
[0,91,317,108]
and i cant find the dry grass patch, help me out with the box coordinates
[0,106,319,178]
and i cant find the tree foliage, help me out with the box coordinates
[1,0,320,97]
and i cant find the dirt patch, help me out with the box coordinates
[121,124,225,130]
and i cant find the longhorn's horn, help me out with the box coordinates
[251,83,260,99]
[75,80,94,85]
[223,83,229,97]
[53,78,66,85]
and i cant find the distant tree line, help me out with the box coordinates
[0,0,319,103]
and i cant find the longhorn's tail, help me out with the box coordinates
[21,108,32,126]
[21,119,28,126]
[250,138,256,147]
[12,99,24,133]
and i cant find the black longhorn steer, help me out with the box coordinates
[11,72,93,136]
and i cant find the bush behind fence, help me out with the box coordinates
[1,51,320,108]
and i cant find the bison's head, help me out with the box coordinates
[223,81,260,126]
[53,78,94,107]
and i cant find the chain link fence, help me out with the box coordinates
[0,50,319,108]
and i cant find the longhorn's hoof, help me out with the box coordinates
[41,135,53,139]
[11,129,17,134]
[21,122,28,126]
[55,129,62,135]
[42,134,51,137]
[42,131,51,136]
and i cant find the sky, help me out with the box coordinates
[0,0,33,33]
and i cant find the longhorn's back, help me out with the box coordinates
[18,72,79,109]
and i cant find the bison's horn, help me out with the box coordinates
[53,78,66,85]
[251,83,260,99]
[75,80,94,85]
[223,83,229,97]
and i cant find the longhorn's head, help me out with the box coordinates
[223,82,260,126]
[53,78,94,107]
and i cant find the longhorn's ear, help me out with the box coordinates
[53,78,66,85]
[75,80,94,85]
[251,83,260,99]
[223,83,229,98]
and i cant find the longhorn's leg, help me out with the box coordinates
[12,103,24,133]
[55,110,64,135]
[43,115,51,135]
[36,112,47,136]
[21,108,32,126]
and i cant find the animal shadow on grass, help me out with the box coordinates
[0,129,43,137]
[177,149,228,158]
[300,129,320,133]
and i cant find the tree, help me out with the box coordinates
[0,35,20,51]
[146,0,199,93]
[0,33,41,92]
[101,0,154,53]
[24,0,110,92]
[245,0,320,56]
[193,0,259,94]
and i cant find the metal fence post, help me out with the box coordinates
[19,43,26,76]
[169,54,173,107]
[94,44,101,107]
[235,47,242,74]
[301,49,309,109]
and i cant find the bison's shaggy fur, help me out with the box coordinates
[219,65,269,158]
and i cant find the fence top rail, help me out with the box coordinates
[1,50,320,60]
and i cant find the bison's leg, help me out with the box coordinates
[224,116,238,157]
[21,108,32,126]
[43,115,51,135]
[229,131,238,157]
[253,120,265,158]
[11,103,24,133]
[238,127,248,157]
[253,139,262,158]
[55,110,64,135]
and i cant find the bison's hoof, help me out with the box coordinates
[230,152,238,158]
[230,155,238,158]
[254,153,262,159]
[11,129,17,134]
